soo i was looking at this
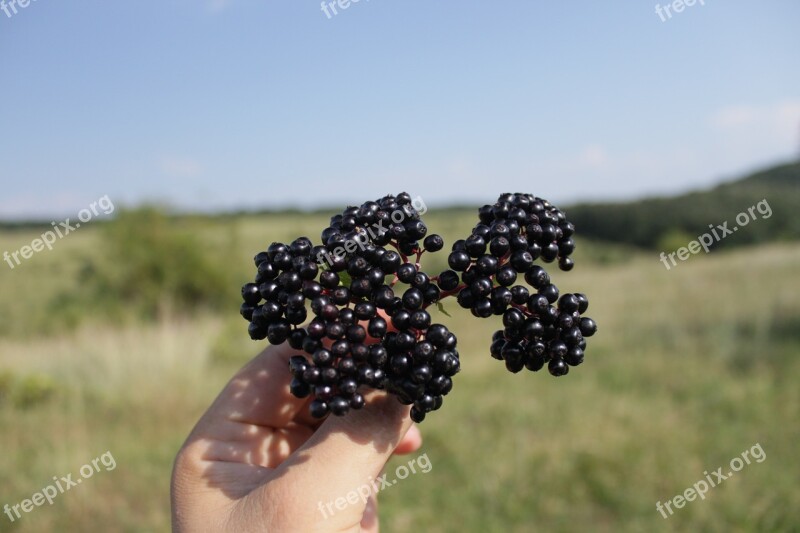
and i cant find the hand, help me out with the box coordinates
[171,341,422,532]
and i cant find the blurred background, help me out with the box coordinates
[1,1,798,531]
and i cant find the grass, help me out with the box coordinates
[0,213,798,532]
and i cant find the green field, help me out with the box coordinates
[1,211,798,532]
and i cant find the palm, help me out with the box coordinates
[172,343,418,532]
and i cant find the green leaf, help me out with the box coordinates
[436,301,452,317]
[338,270,352,288]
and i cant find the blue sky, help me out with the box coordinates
[1,0,798,218]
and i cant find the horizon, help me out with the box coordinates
[1,157,796,224]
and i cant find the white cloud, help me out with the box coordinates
[707,100,800,172]
[578,144,610,169]
[206,0,234,13]
[158,156,204,179]
[711,100,800,134]
[711,106,759,128]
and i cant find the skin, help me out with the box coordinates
[171,341,422,532]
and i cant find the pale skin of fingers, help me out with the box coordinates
[171,342,420,532]
[361,493,379,533]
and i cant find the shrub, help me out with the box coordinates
[68,206,232,321]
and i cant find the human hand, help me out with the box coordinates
[171,341,422,532]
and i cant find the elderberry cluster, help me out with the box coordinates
[240,192,597,423]
[437,193,597,376]
[241,193,457,423]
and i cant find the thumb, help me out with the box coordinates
[254,390,413,531]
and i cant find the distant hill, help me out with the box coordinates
[3,162,798,251]
[566,161,800,250]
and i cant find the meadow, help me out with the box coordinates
[0,210,798,532]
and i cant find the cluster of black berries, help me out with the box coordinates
[241,192,597,423]
[437,193,597,376]
[241,193,456,423]
[487,289,597,376]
